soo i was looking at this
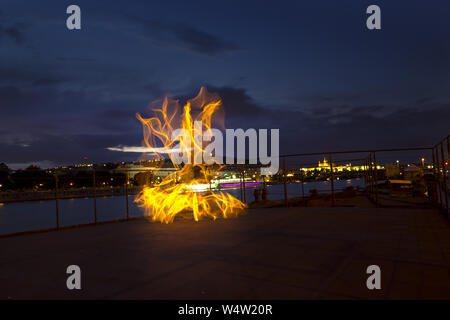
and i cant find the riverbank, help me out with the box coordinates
[0,186,142,203]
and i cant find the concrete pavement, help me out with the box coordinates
[1,206,449,299]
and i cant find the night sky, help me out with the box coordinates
[1,0,449,168]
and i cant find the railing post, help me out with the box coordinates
[435,147,442,208]
[329,153,335,206]
[93,168,97,223]
[440,142,449,214]
[240,177,243,201]
[363,159,367,189]
[242,171,246,203]
[432,148,436,176]
[365,158,369,195]
[368,154,373,200]
[373,152,379,207]
[431,148,437,206]
[54,173,59,229]
[283,158,288,207]
[301,170,305,199]
[125,174,130,219]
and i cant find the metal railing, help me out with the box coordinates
[0,168,144,237]
[432,135,449,213]
[0,134,448,238]
[278,136,448,217]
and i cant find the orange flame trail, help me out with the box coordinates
[134,87,246,223]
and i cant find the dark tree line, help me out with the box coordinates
[0,163,131,191]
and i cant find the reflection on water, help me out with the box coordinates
[0,178,364,235]
[223,178,364,201]
[0,196,146,235]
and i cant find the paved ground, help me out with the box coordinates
[1,206,449,299]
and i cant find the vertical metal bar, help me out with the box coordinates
[54,173,59,229]
[373,152,379,207]
[329,153,335,206]
[432,149,436,176]
[440,142,449,214]
[283,158,288,207]
[301,170,305,198]
[263,179,266,197]
[446,137,450,208]
[365,158,368,194]
[365,159,369,195]
[363,159,367,189]
[125,174,130,219]
[93,169,97,223]
[435,147,442,207]
[431,148,437,205]
[239,170,243,201]
[371,154,375,201]
[370,154,375,201]
[368,154,373,200]
[369,153,373,199]
[242,171,246,203]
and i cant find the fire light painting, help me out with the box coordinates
[134,87,246,223]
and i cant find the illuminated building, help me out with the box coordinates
[299,158,378,172]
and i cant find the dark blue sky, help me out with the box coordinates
[1,0,449,168]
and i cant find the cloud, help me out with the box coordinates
[200,86,450,154]
[32,77,67,87]
[1,131,140,167]
[169,24,240,56]
[0,22,26,45]
[134,19,241,56]
[0,67,34,84]
[0,66,67,88]
[0,79,448,167]
[0,84,146,166]
[206,86,264,119]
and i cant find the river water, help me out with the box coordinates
[0,178,364,235]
